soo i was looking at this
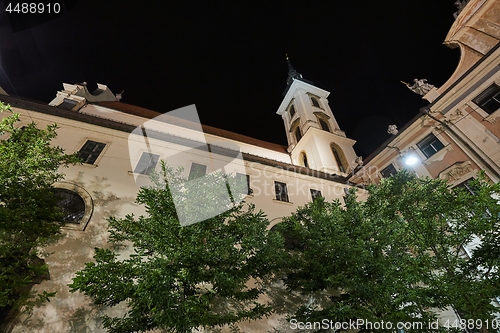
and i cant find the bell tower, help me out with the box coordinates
[276,56,358,175]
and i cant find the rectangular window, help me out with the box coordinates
[310,189,322,201]
[134,152,159,175]
[454,178,476,195]
[59,98,78,111]
[417,133,444,158]
[78,140,106,164]
[274,181,289,202]
[235,173,253,195]
[380,164,397,178]
[188,163,207,180]
[473,84,500,114]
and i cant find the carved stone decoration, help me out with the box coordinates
[406,78,435,96]
[453,0,470,19]
[484,110,500,124]
[438,161,474,181]
[447,109,464,122]
[387,124,399,135]
[361,173,373,185]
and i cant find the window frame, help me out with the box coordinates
[235,173,253,195]
[53,188,86,225]
[380,163,398,178]
[331,144,346,173]
[417,133,445,159]
[295,126,302,142]
[53,182,94,231]
[77,140,107,165]
[473,83,500,115]
[274,181,289,202]
[310,189,322,201]
[319,118,330,132]
[453,177,476,195]
[134,152,160,175]
[188,162,207,181]
[310,96,321,108]
[289,104,296,118]
[300,152,309,168]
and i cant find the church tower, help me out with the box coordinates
[276,57,358,175]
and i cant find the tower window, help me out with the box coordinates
[295,127,302,142]
[289,104,296,118]
[473,84,500,114]
[301,152,309,168]
[311,97,320,108]
[331,145,346,173]
[134,152,160,175]
[417,134,444,158]
[274,181,289,202]
[188,163,207,180]
[319,119,330,132]
[78,140,106,164]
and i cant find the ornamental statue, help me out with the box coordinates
[402,78,435,96]
[387,124,398,135]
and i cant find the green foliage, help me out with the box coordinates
[69,163,284,333]
[277,170,500,332]
[0,102,80,312]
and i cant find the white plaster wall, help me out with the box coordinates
[3,107,361,332]
[80,104,292,164]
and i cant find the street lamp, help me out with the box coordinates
[405,154,419,166]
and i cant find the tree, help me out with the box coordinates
[69,163,284,333]
[0,103,80,316]
[276,170,500,332]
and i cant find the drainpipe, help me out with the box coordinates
[419,107,500,182]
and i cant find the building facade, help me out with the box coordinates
[0,63,363,332]
[348,0,500,324]
[3,1,500,331]
[350,0,500,189]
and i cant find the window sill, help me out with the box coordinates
[273,199,293,205]
[77,163,98,168]
[127,171,152,177]
[423,144,453,165]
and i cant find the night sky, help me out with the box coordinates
[0,1,461,157]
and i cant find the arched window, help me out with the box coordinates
[311,97,320,108]
[53,182,94,230]
[331,144,346,173]
[289,104,296,118]
[54,188,86,224]
[301,152,309,168]
[295,127,302,142]
[319,119,330,132]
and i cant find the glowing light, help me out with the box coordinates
[405,155,418,166]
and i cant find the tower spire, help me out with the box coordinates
[283,54,313,96]
[286,54,303,85]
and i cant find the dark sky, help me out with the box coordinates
[0,1,461,157]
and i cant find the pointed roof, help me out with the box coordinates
[283,55,314,95]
